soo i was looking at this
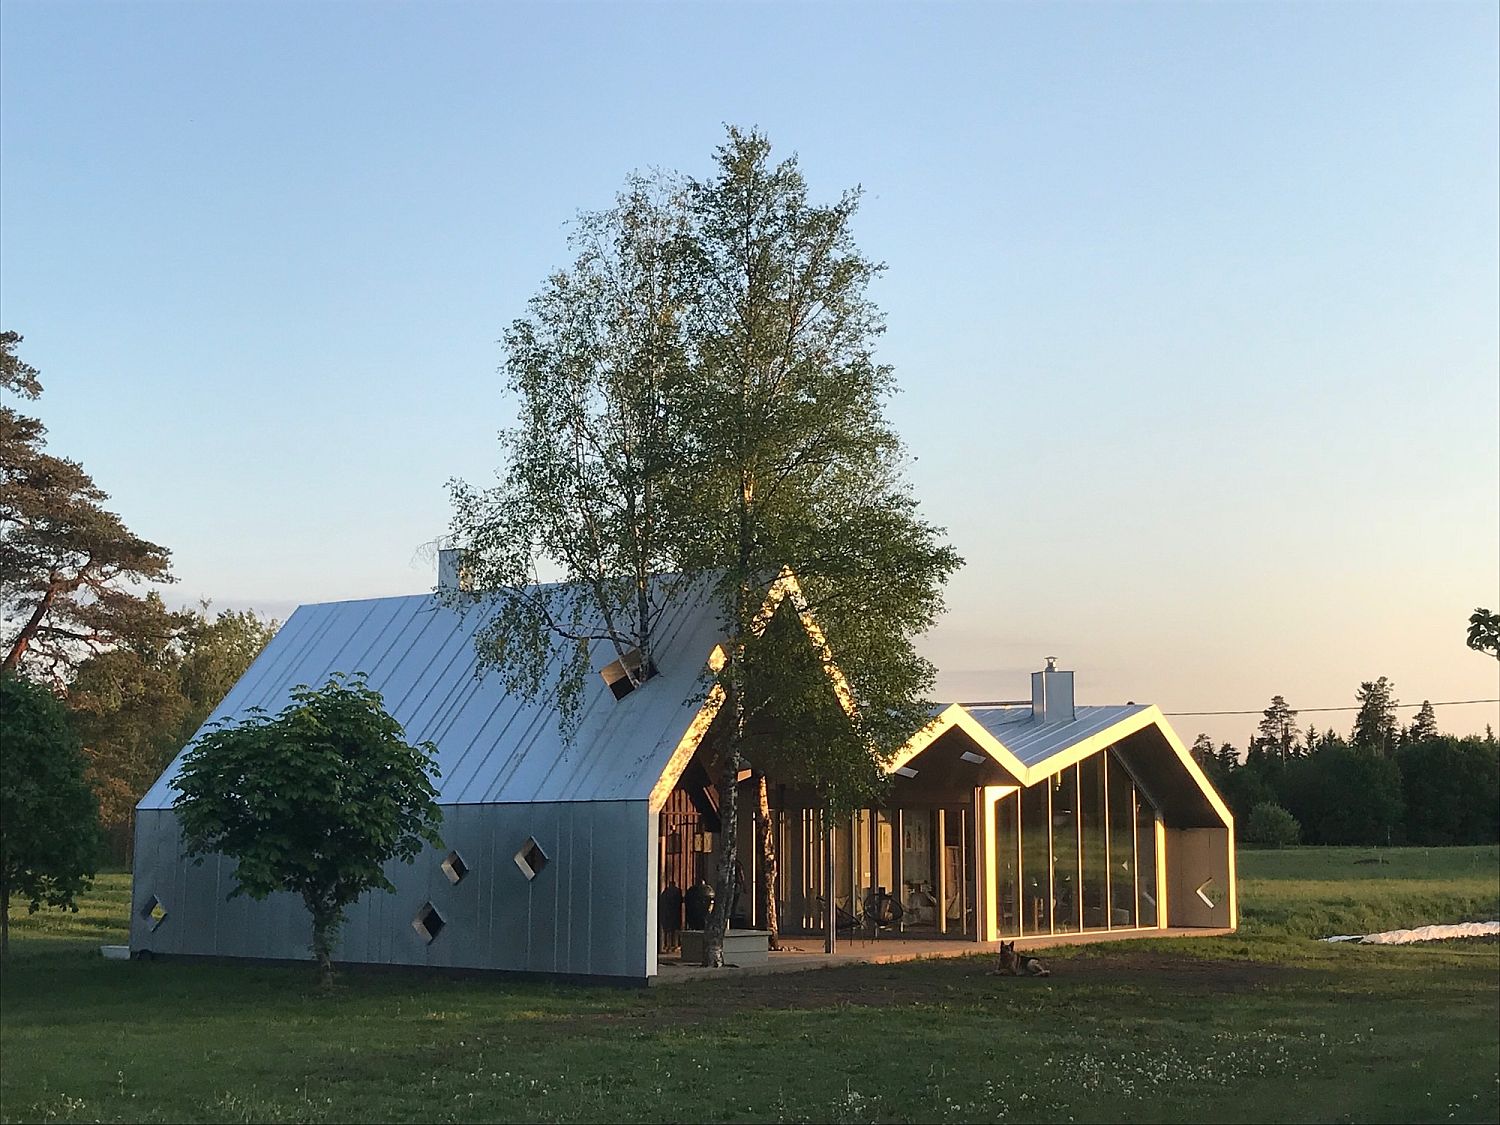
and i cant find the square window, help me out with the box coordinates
[441,851,469,885]
[600,649,658,701]
[412,903,446,944]
[139,895,167,930]
[514,837,549,880]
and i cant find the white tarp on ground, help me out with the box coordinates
[1321,921,1500,944]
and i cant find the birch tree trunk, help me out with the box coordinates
[702,743,742,967]
[755,771,782,949]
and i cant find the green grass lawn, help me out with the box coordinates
[2,846,1497,1123]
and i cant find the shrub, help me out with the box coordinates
[1243,802,1301,848]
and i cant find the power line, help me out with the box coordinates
[1164,698,1499,718]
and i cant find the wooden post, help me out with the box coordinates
[980,787,1000,942]
[936,808,947,935]
[894,808,904,934]
[824,812,837,954]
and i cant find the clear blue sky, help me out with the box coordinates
[3,0,1497,749]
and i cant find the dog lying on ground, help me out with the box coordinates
[991,940,1050,977]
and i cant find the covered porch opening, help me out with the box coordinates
[655,719,1233,959]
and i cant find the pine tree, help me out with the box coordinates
[1351,677,1400,757]
[1,332,180,683]
[1190,733,1216,769]
[1251,695,1300,763]
[1406,700,1439,744]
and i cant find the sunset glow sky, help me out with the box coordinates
[2,1,1496,750]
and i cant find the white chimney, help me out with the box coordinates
[437,548,469,592]
[1031,657,1075,723]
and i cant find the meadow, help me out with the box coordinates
[1,846,1496,1123]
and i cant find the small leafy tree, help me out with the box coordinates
[0,672,102,955]
[173,673,443,988]
[1467,608,1499,661]
[1242,802,1301,848]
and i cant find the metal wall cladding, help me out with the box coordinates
[138,575,727,813]
[130,801,654,979]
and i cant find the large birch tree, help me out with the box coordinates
[681,130,960,963]
[448,175,699,733]
[451,131,960,967]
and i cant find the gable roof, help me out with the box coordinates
[891,701,1232,829]
[140,576,732,811]
[138,569,855,815]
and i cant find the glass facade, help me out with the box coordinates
[779,745,1162,939]
[1003,746,1162,938]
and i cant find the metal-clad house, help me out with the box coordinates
[131,571,1234,981]
[131,572,735,981]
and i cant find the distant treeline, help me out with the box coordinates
[1191,683,1499,847]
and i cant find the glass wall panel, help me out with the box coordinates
[1107,753,1137,928]
[1136,795,1159,927]
[995,792,1020,936]
[942,808,969,932]
[1051,767,1080,933]
[855,810,873,905]
[833,818,852,915]
[1080,755,1109,930]
[876,811,895,898]
[1020,783,1051,935]
[901,812,938,926]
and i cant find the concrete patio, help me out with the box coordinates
[651,926,1235,985]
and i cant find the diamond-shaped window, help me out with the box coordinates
[441,851,469,885]
[514,837,549,880]
[139,894,167,930]
[412,903,446,944]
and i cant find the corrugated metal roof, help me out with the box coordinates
[957,703,1151,770]
[140,577,728,810]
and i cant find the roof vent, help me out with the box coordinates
[1031,659,1075,723]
